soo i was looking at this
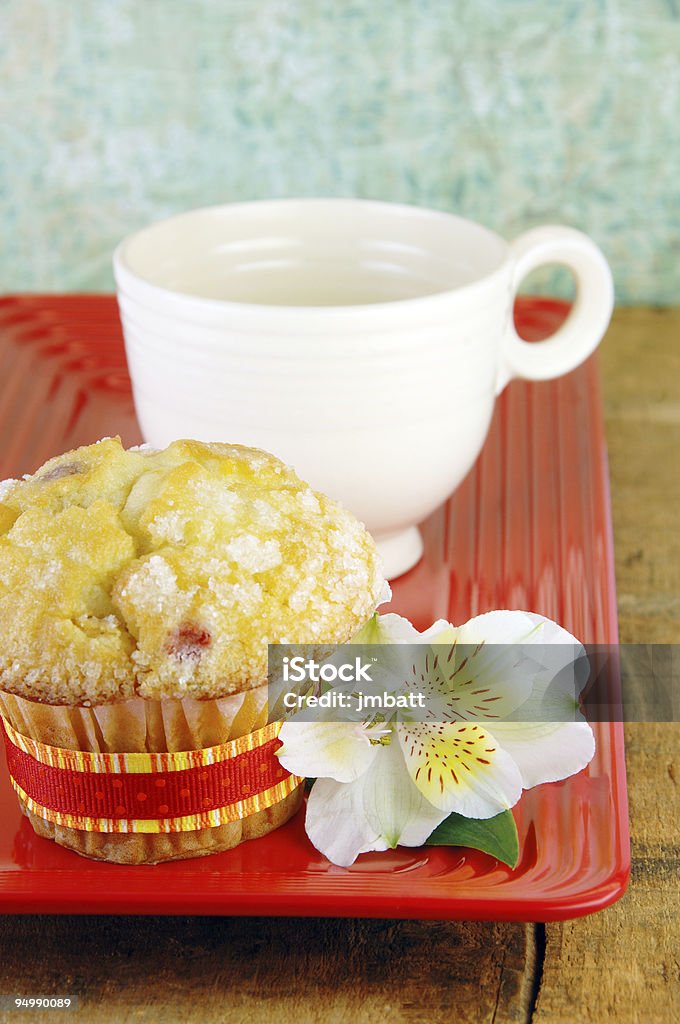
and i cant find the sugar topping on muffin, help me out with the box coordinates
[0,438,385,704]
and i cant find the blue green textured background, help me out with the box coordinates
[1,0,678,302]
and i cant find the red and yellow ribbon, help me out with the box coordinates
[1,717,303,834]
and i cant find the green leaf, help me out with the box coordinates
[425,810,519,868]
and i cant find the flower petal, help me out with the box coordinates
[351,612,423,644]
[360,735,449,847]
[305,777,389,866]
[304,738,448,866]
[277,721,379,783]
[405,640,534,723]
[488,720,595,788]
[417,620,457,643]
[455,609,545,645]
[457,610,587,706]
[516,611,583,648]
[416,610,587,725]
[469,611,589,723]
[397,721,524,818]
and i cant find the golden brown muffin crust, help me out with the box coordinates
[0,438,384,705]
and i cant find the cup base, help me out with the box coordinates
[374,526,424,581]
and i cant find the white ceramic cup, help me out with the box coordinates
[114,199,613,579]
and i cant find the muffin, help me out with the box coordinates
[0,437,384,863]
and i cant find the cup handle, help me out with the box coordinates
[496,225,614,394]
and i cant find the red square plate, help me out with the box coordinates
[0,296,629,920]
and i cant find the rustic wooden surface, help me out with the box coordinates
[0,307,678,1023]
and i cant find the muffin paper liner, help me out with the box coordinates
[2,716,301,833]
[0,690,304,864]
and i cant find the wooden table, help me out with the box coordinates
[0,308,677,1023]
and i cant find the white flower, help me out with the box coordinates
[276,610,595,867]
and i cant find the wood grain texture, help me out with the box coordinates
[0,307,678,1024]
[534,308,680,1023]
[0,917,538,1024]
[534,723,679,1023]
[600,308,680,645]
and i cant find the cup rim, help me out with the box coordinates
[113,198,510,323]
